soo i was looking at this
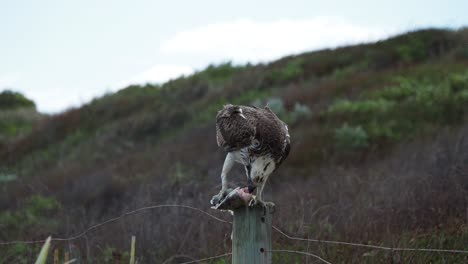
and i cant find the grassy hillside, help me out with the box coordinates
[0,90,42,155]
[1,28,468,263]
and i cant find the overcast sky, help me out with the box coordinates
[1,0,467,113]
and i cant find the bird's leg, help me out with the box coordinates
[211,152,235,206]
[245,164,256,194]
[249,178,275,211]
[249,182,265,206]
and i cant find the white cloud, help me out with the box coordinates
[119,64,194,87]
[161,17,396,63]
[14,17,398,114]
[119,17,395,94]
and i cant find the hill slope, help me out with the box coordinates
[1,28,468,263]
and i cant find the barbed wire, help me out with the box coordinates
[163,250,333,264]
[270,249,332,264]
[178,252,232,264]
[161,254,198,264]
[272,225,468,254]
[0,204,231,246]
[170,250,333,264]
[1,203,467,258]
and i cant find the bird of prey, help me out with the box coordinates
[211,104,290,208]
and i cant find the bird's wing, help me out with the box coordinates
[216,118,255,152]
[264,105,275,115]
[216,123,226,147]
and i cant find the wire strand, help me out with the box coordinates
[270,249,332,264]
[272,225,468,254]
[0,204,231,246]
[1,203,467,256]
[177,252,232,264]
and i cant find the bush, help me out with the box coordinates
[371,77,416,101]
[449,71,468,93]
[365,120,401,141]
[201,61,239,83]
[289,102,312,123]
[0,195,62,237]
[328,99,395,116]
[0,90,35,110]
[454,45,468,59]
[396,42,427,62]
[326,72,468,145]
[269,58,305,83]
[0,108,42,144]
[266,97,287,118]
[252,97,311,123]
[334,124,369,151]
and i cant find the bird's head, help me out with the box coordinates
[217,104,247,120]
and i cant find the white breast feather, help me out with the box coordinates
[250,155,276,182]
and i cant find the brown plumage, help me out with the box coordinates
[211,104,291,207]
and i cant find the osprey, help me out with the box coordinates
[211,104,291,208]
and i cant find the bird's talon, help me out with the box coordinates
[264,202,276,213]
[248,196,257,207]
[248,197,275,212]
[210,189,230,206]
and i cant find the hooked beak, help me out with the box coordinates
[238,108,247,120]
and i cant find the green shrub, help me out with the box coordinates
[453,45,468,60]
[289,102,312,123]
[25,196,62,217]
[365,120,401,141]
[449,71,468,93]
[252,98,311,123]
[328,99,395,116]
[0,195,62,236]
[395,33,430,63]
[270,58,305,83]
[0,90,36,110]
[0,173,17,182]
[0,243,30,264]
[334,124,369,151]
[455,90,468,102]
[371,77,416,101]
[326,71,468,145]
[202,61,239,83]
[266,97,286,117]
[0,108,41,142]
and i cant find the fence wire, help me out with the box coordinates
[0,203,467,264]
[272,225,468,254]
[0,204,231,245]
[270,249,332,264]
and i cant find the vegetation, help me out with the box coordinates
[1,28,468,263]
[0,90,35,110]
[0,91,42,146]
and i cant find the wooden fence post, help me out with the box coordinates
[232,205,273,264]
[130,236,136,264]
[53,249,59,264]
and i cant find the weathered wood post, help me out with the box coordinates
[232,205,273,264]
[53,249,59,264]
